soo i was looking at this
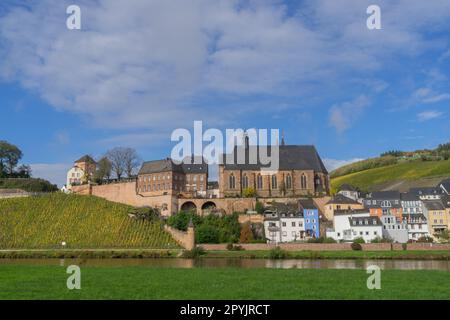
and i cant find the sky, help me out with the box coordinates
[0,0,449,186]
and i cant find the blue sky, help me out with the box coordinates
[0,0,449,186]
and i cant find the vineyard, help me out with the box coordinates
[0,193,179,249]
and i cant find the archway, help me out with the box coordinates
[180,201,197,213]
[201,201,217,210]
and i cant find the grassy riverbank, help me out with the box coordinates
[0,265,448,299]
[0,249,449,260]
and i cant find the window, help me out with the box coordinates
[286,174,292,189]
[271,175,277,189]
[301,174,307,189]
[282,232,287,237]
[282,222,286,227]
[292,222,296,227]
[365,231,369,235]
[229,174,236,189]
[257,175,263,189]
[374,231,378,236]
[242,174,249,189]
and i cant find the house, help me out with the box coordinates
[410,187,444,200]
[219,142,330,198]
[66,155,97,189]
[137,156,208,197]
[438,178,450,195]
[401,192,429,240]
[380,214,409,243]
[324,194,364,221]
[364,191,403,221]
[326,209,382,243]
[299,199,320,238]
[263,203,306,244]
[423,200,448,236]
[337,184,360,202]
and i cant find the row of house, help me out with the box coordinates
[325,180,450,243]
[263,200,320,244]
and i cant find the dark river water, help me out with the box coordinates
[0,258,449,270]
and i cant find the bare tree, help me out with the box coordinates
[106,147,141,180]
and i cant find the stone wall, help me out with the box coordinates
[200,243,450,251]
[164,225,195,250]
[238,214,264,224]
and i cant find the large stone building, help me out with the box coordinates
[137,157,208,197]
[218,144,329,198]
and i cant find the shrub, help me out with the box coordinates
[417,236,434,243]
[242,187,256,198]
[196,225,220,243]
[181,246,205,258]
[269,247,288,259]
[255,201,264,214]
[353,237,365,244]
[351,242,362,251]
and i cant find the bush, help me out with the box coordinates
[255,201,264,214]
[226,243,244,251]
[269,247,288,259]
[351,242,362,251]
[242,187,256,198]
[196,225,220,243]
[417,236,434,243]
[307,237,337,243]
[181,246,205,258]
[353,237,365,244]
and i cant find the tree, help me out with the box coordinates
[94,157,112,182]
[242,187,256,198]
[255,201,264,214]
[0,140,23,176]
[106,147,140,180]
[15,164,31,178]
[123,148,141,177]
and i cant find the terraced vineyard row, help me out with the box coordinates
[0,193,179,249]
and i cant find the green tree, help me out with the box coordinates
[0,140,23,176]
[255,201,264,214]
[94,157,112,183]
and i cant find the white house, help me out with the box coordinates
[403,213,429,241]
[337,184,360,202]
[66,166,85,189]
[263,203,306,244]
[380,214,409,243]
[326,209,382,243]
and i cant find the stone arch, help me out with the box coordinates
[180,201,197,212]
[201,201,217,210]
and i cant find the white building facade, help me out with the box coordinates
[264,211,306,244]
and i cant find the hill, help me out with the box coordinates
[0,193,179,249]
[0,178,58,193]
[331,160,450,193]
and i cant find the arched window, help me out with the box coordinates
[257,174,263,189]
[242,174,249,189]
[271,175,278,189]
[229,174,236,189]
[286,174,292,189]
[301,174,307,189]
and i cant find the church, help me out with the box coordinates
[218,138,329,198]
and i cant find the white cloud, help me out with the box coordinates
[323,158,364,172]
[417,110,444,122]
[0,0,450,131]
[328,95,370,134]
[30,163,71,187]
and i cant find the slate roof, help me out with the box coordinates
[138,157,207,175]
[334,209,369,216]
[410,187,444,196]
[298,198,318,210]
[442,195,450,208]
[326,194,360,205]
[221,145,328,173]
[400,192,420,201]
[75,155,96,164]
[423,200,445,211]
[349,216,382,227]
[439,178,450,194]
[368,191,401,200]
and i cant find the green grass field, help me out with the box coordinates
[0,193,179,249]
[331,160,450,193]
[0,265,448,299]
